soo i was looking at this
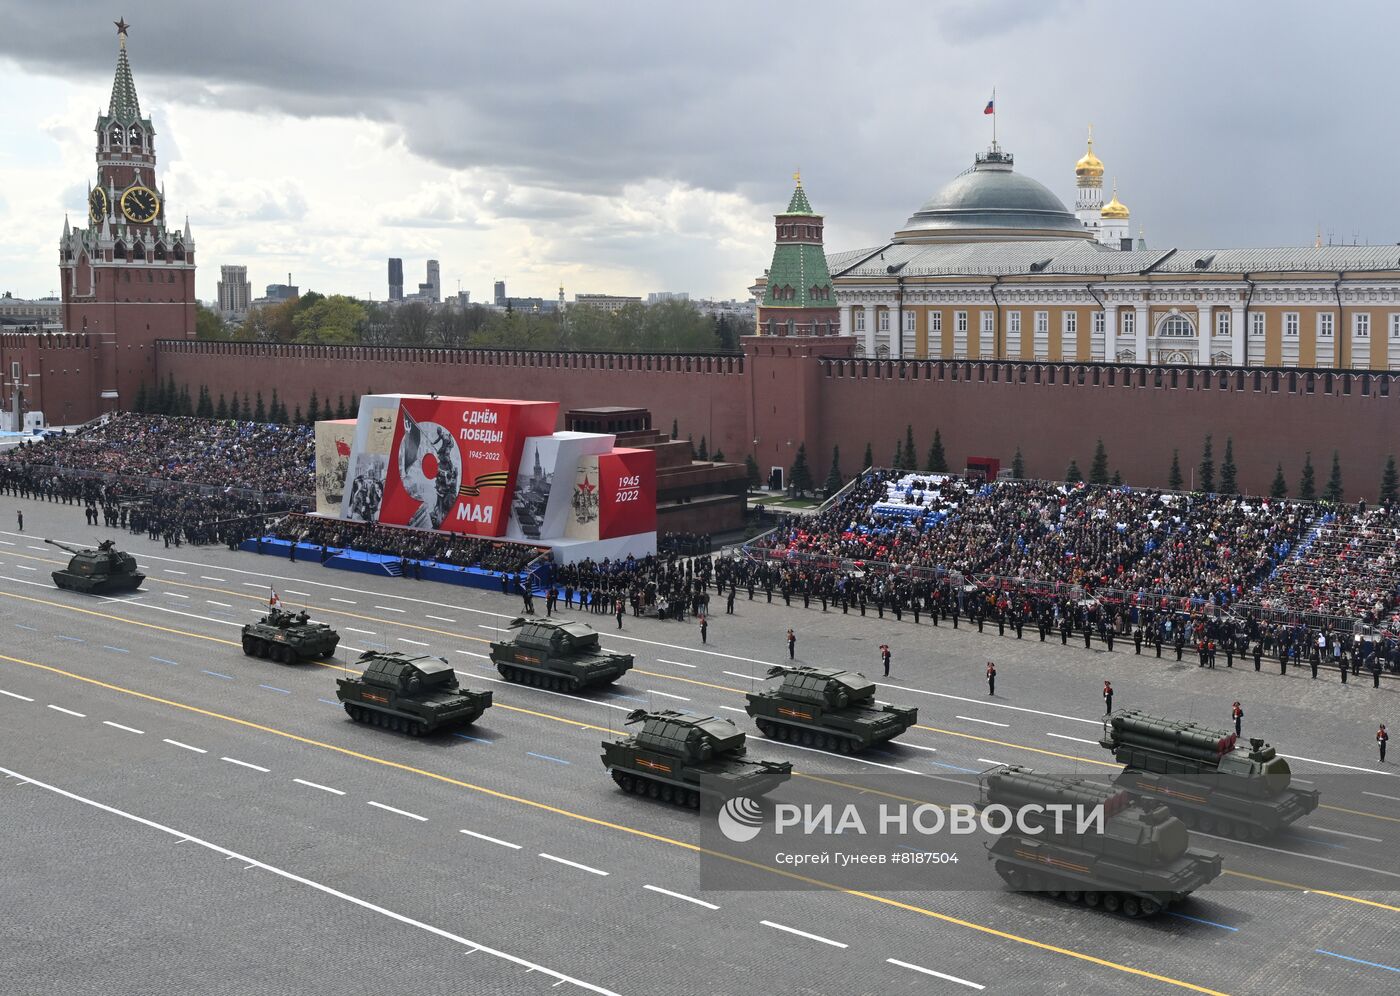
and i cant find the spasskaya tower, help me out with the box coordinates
[57,18,196,415]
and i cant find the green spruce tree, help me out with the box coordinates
[1012,446,1025,480]
[254,391,266,423]
[713,449,725,462]
[892,439,903,471]
[744,454,760,490]
[671,418,679,440]
[1111,469,1123,486]
[336,395,349,419]
[133,383,148,414]
[863,442,874,471]
[177,384,193,416]
[1381,455,1398,503]
[292,404,303,425]
[1219,437,1238,495]
[1298,452,1316,500]
[904,425,917,472]
[1168,449,1183,490]
[1089,438,1109,485]
[927,428,948,472]
[1065,459,1083,483]
[306,390,320,425]
[789,443,814,497]
[1198,434,1215,493]
[215,393,228,420]
[1324,450,1344,502]
[697,436,709,461]
[825,445,843,494]
[1270,463,1288,498]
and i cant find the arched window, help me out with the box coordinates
[109,125,123,148]
[114,240,127,260]
[132,241,146,261]
[154,242,167,261]
[129,126,143,149]
[1158,315,1195,337]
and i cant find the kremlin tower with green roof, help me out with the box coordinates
[757,173,840,337]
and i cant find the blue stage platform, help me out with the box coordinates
[239,537,548,594]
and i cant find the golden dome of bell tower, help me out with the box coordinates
[1101,179,1129,219]
[1075,125,1104,180]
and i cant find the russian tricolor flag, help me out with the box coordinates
[984,96,995,115]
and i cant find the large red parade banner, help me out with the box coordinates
[375,397,558,537]
[597,448,656,539]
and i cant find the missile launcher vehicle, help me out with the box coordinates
[46,538,144,594]
[337,651,492,736]
[1099,709,1320,840]
[602,708,792,809]
[981,765,1223,918]
[241,607,340,662]
[744,664,917,752]
[490,617,633,692]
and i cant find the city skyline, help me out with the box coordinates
[2,1,1399,304]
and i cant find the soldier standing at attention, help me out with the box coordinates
[15,510,21,532]
[1133,626,1143,655]
[1379,724,1389,763]
[1231,701,1243,737]
[986,661,997,696]
[880,644,891,677]
[787,628,796,660]
[1253,641,1263,672]
[1103,681,1114,715]
[699,613,708,645]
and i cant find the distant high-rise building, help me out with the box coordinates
[218,264,251,317]
[574,293,643,314]
[425,259,440,303]
[263,283,298,302]
[388,257,403,301]
[494,280,506,306]
[647,291,689,305]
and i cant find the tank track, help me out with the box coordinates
[610,769,704,809]
[993,861,1171,918]
[343,702,430,737]
[752,717,860,753]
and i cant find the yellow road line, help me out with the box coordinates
[1318,803,1400,825]
[1221,869,1400,913]
[0,649,1228,996]
[915,724,1118,768]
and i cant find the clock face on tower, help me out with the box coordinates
[120,185,159,224]
[88,187,109,225]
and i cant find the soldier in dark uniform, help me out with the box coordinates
[1253,641,1263,671]
[726,587,736,614]
[1059,616,1070,645]
[1103,681,1114,715]
[1379,724,1389,763]
[880,644,891,677]
[786,628,796,660]
[986,660,997,696]
[1174,629,1185,662]
[1154,625,1163,659]
[1133,626,1143,655]
[1231,701,1243,737]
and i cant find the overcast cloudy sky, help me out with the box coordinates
[0,0,1394,304]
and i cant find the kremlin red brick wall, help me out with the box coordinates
[156,339,1400,500]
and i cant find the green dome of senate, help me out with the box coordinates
[897,148,1092,243]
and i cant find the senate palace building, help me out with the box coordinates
[757,133,1400,370]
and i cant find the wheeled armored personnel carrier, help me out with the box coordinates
[336,651,492,736]
[241,608,340,662]
[602,708,792,809]
[490,617,633,691]
[745,665,917,752]
[1099,710,1320,840]
[981,766,1223,918]
[46,538,144,594]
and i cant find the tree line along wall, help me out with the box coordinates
[156,339,1400,501]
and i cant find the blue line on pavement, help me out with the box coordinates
[150,656,179,666]
[318,698,340,706]
[610,694,645,703]
[201,670,235,681]
[15,623,36,631]
[526,751,570,765]
[454,733,494,745]
[56,635,84,642]
[928,760,977,773]
[1315,949,1400,974]
[1282,832,1346,851]
[102,645,129,654]
[1168,912,1239,932]
[259,684,291,694]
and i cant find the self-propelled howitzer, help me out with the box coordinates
[602,708,792,809]
[980,765,1222,918]
[1099,709,1319,839]
[45,537,144,594]
[744,665,917,752]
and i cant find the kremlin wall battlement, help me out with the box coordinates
[156,336,1400,500]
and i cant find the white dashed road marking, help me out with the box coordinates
[46,705,85,718]
[368,801,427,821]
[0,689,35,702]
[760,920,847,948]
[102,721,144,735]
[642,884,719,910]
[293,778,346,796]
[886,958,984,990]
[460,829,522,849]
[539,853,608,876]
[163,739,206,754]
[221,757,270,773]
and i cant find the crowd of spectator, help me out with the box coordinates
[263,514,545,574]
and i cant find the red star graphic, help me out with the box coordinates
[115,18,130,35]
[577,476,596,494]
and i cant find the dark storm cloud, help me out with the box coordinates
[5,0,1400,250]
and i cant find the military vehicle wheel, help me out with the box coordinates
[278,645,294,664]
[618,774,634,792]
[1139,898,1161,916]
[1063,890,1082,903]
[1084,892,1102,908]
[1102,893,1122,913]
[411,720,427,737]
[1199,815,1216,833]
[647,781,661,799]
[660,785,675,803]
[1249,824,1268,841]
[242,637,257,655]
[686,790,701,809]
[344,703,357,720]
[1121,897,1141,918]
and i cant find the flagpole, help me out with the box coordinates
[992,86,997,149]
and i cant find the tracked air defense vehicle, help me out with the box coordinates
[337,651,492,736]
[241,607,340,662]
[490,617,633,691]
[1099,709,1319,840]
[602,708,792,809]
[46,538,144,594]
[744,665,917,752]
[980,766,1223,918]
